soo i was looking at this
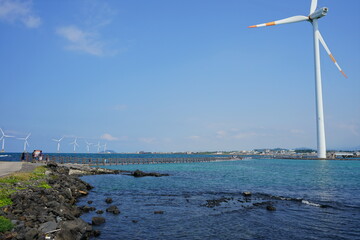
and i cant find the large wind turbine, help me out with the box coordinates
[248,0,347,159]
[0,128,14,152]
[52,137,64,153]
[18,133,31,152]
[70,137,79,153]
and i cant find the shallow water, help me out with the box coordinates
[78,159,359,239]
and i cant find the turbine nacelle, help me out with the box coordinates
[309,7,328,20]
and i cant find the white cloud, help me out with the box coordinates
[56,25,105,56]
[56,1,118,56]
[100,133,119,141]
[0,0,41,28]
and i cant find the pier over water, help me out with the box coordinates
[21,153,240,166]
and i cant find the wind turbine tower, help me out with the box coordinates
[70,138,79,153]
[52,137,64,153]
[0,128,14,152]
[18,133,31,152]
[103,143,107,153]
[248,0,347,159]
[85,141,93,153]
[95,142,101,153]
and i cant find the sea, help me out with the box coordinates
[1,153,360,239]
[80,158,359,240]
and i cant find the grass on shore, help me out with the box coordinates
[0,166,49,207]
[0,166,51,232]
[0,216,13,232]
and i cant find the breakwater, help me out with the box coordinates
[22,153,239,165]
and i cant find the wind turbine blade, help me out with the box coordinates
[52,139,58,142]
[317,31,348,78]
[248,16,308,28]
[310,0,318,14]
[0,128,4,136]
[26,133,31,139]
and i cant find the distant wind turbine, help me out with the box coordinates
[0,128,14,152]
[52,137,64,153]
[102,143,107,152]
[85,141,93,153]
[248,0,347,159]
[70,137,79,153]
[18,133,31,152]
[95,142,101,153]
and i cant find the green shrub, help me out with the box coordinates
[0,216,13,232]
[0,197,12,207]
[0,189,15,207]
[37,182,51,189]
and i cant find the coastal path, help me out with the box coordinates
[0,161,23,177]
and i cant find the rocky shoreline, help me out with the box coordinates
[0,162,168,240]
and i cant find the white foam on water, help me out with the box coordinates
[302,200,321,207]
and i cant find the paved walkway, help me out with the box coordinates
[0,161,23,177]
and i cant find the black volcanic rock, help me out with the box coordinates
[106,205,120,214]
[132,169,169,177]
[92,217,106,226]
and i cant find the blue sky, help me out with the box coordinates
[0,0,359,153]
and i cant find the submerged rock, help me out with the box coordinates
[132,169,169,177]
[92,217,106,226]
[106,205,120,214]
[154,211,164,214]
[266,205,276,211]
[203,197,231,208]
[243,192,252,197]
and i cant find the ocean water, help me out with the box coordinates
[78,159,360,240]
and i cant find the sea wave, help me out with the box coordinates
[301,200,322,207]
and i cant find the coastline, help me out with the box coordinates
[0,162,124,240]
[1,159,358,239]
